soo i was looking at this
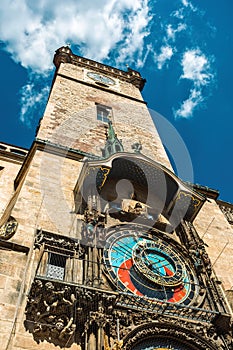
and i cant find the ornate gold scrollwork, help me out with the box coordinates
[99,167,111,189]
[177,191,201,208]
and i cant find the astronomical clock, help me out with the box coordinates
[25,148,232,350]
[24,134,232,350]
[21,47,232,350]
[104,226,198,305]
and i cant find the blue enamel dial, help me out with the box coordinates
[104,227,198,305]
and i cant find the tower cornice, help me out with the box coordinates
[53,46,146,91]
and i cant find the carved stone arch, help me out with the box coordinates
[123,322,220,350]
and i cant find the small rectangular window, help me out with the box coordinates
[46,252,66,281]
[96,104,112,123]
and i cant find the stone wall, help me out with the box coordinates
[37,63,172,170]
[10,150,83,246]
[0,149,26,215]
[0,249,28,350]
[194,199,233,309]
[0,147,84,350]
[1,53,232,349]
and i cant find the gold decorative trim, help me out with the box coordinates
[99,167,111,189]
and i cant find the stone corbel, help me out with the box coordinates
[24,279,77,347]
[0,216,18,240]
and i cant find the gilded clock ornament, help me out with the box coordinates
[104,226,198,305]
[87,71,116,85]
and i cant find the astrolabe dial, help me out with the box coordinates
[104,226,198,305]
[132,240,185,287]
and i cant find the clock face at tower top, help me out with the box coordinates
[87,71,116,85]
[103,227,199,305]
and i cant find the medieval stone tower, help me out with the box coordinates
[0,46,232,350]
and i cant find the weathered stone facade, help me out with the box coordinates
[38,47,171,170]
[0,46,232,350]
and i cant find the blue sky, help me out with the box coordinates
[0,0,232,203]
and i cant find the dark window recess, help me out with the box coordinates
[96,104,112,123]
[10,148,27,156]
[46,252,66,281]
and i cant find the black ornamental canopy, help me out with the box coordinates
[74,152,205,227]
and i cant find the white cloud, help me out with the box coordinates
[0,0,152,73]
[172,8,184,20]
[181,0,197,11]
[181,49,212,85]
[20,75,50,125]
[113,1,152,67]
[182,0,189,6]
[154,46,174,70]
[172,0,199,20]
[0,0,216,124]
[151,22,186,71]
[174,88,203,119]
[166,23,187,41]
[174,49,214,119]
[0,0,152,123]
[136,44,153,68]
